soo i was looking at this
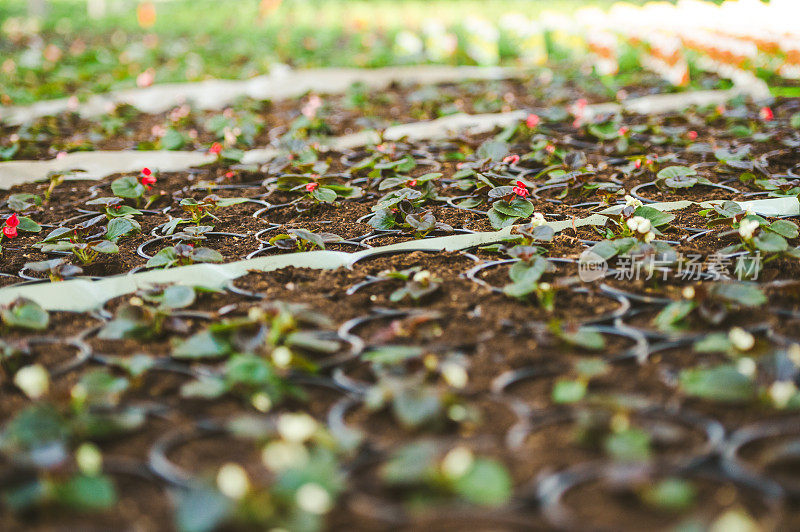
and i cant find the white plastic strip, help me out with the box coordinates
[5,196,795,312]
[0,65,522,126]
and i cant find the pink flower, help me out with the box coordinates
[512,180,529,198]
[545,144,555,154]
[305,182,319,192]
[759,106,774,121]
[688,130,698,141]
[618,126,629,136]
[503,154,520,165]
[136,69,155,88]
[406,179,417,187]
[526,114,540,128]
[634,159,642,169]
[209,142,223,156]
[225,171,234,179]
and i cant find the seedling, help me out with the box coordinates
[146,242,223,269]
[269,229,342,251]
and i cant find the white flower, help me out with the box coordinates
[262,441,309,471]
[738,218,760,240]
[539,282,552,291]
[530,212,546,227]
[682,286,695,299]
[394,31,423,57]
[14,364,49,399]
[251,392,272,412]
[789,344,800,367]
[769,381,798,409]
[272,346,292,368]
[216,463,250,500]
[441,361,468,389]
[76,443,103,476]
[277,413,318,443]
[636,218,651,234]
[296,483,333,515]
[413,270,432,284]
[729,327,755,351]
[644,231,656,243]
[441,446,474,479]
[736,357,756,378]
[624,194,643,209]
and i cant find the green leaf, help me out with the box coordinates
[16,216,42,233]
[633,206,674,227]
[175,486,232,532]
[161,285,196,309]
[363,345,424,364]
[653,301,696,332]
[106,217,139,242]
[452,459,512,506]
[192,247,224,263]
[2,298,49,330]
[54,474,117,511]
[381,441,437,484]
[111,175,145,199]
[214,197,249,207]
[6,193,41,212]
[552,379,587,403]
[146,247,178,269]
[791,112,800,129]
[286,331,341,353]
[710,283,766,306]
[493,198,534,218]
[693,333,732,353]
[679,365,755,402]
[641,478,696,512]
[311,187,337,203]
[173,330,231,359]
[92,240,119,254]
[604,428,651,461]
[487,206,518,230]
[769,220,799,239]
[754,232,788,252]
[393,387,442,429]
[657,166,697,182]
[161,128,187,150]
[556,325,605,350]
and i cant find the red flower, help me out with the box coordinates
[305,182,319,192]
[687,130,698,141]
[209,142,223,155]
[526,114,540,128]
[545,144,555,154]
[2,214,18,239]
[141,167,156,188]
[759,106,774,121]
[407,179,417,187]
[634,159,642,169]
[503,154,520,165]
[225,171,234,179]
[618,126,629,136]
[512,180,529,198]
